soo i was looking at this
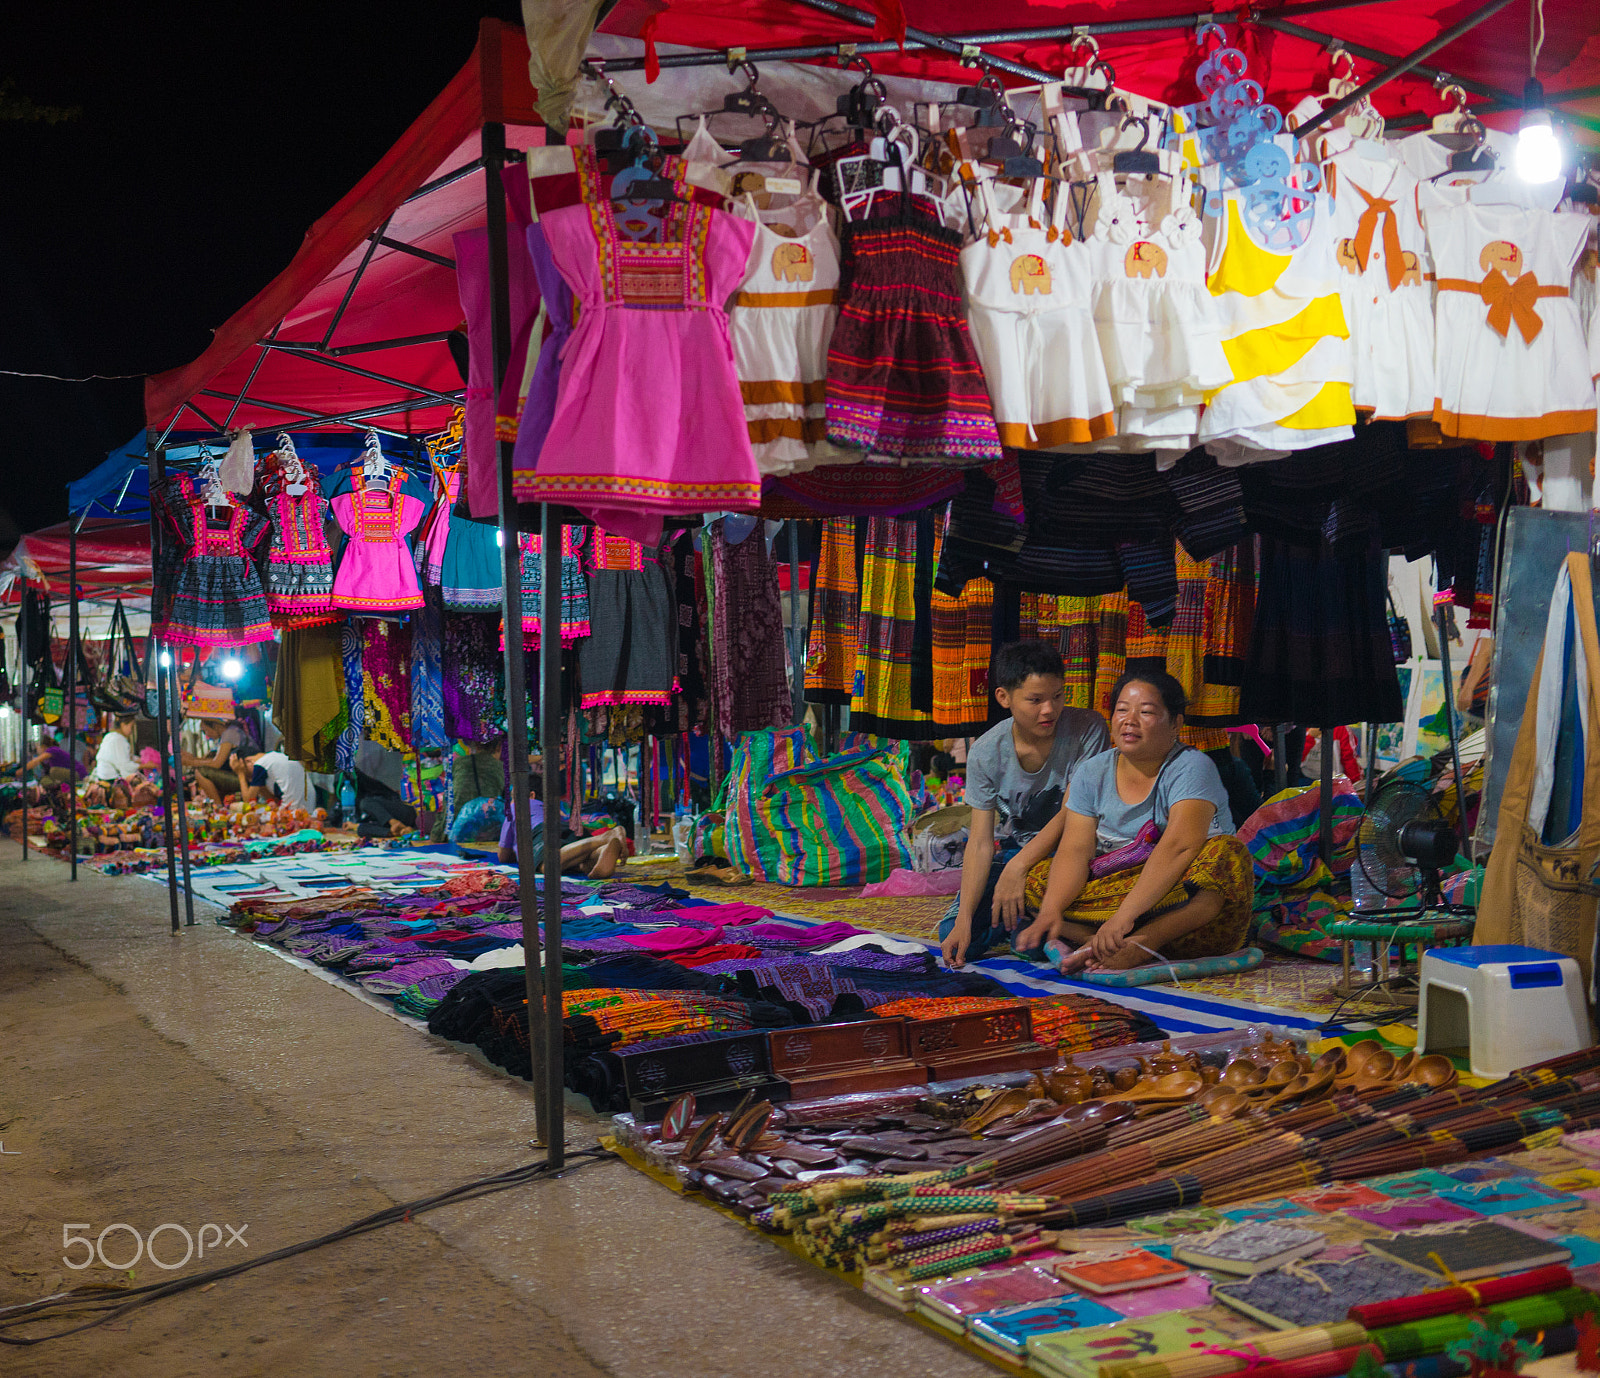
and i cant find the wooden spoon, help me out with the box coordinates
[1220,1059,1266,1088]
[1405,1054,1459,1089]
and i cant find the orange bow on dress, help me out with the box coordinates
[1349,184,1405,291]
[1436,267,1568,344]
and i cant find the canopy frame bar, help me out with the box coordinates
[258,341,463,407]
[369,234,457,271]
[320,213,393,354]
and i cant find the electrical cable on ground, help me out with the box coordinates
[0,1145,614,1346]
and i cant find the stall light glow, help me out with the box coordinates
[496,528,504,547]
[221,657,243,680]
[1515,74,1562,184]
[0,705,11,719]
[158,651,172,667]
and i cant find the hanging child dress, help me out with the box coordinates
[827,185,1003,461]
[1427,203,1595,441]
[504,526,590,650]
[1083,173,1233,453]
[521,173,761,545]
[509,219,575,501]
[158,477,274,648]
[1199,189,1356,463]
[580,534,677,709]
[261,469,337,628]
[728,188,849,475]
[961,177,1115,449]
[1325,150,1436,422]
[330,468,427,613]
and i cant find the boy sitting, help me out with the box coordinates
[939,641,1110,968]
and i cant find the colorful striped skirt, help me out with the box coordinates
[1023,833,1256,961]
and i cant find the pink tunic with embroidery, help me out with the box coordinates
[329,472,427,612]
[522,192,759,545]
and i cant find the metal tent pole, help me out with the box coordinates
[68,516,79,880]
[17,586,27,861]
[538,505,566,1167]
[788,522,806,727]
[147,442,181,933]
[483,120,553,1152]
[1318,725,1334,865]
[168,651,195,926]
[1434,605,1469,856]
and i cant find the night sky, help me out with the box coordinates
[0,2,523,540]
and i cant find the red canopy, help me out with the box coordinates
[146,8,1598,441]
[0,520,153,603]
[603,0,1599,137]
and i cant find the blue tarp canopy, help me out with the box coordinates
[67,431,414,517]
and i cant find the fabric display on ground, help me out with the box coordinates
[220,862,1158,1099]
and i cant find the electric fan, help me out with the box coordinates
[1355,779,1469,916]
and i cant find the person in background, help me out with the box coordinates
[349,768,417,838]
[184,712,261,806]
[233,748,311,812]
[939,642,1111,968]
[92,715,158,807]
[27,726,88,785]
[1015,670,1255,974]
[497,765,627,877]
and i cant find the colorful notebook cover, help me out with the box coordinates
[1539,1169,1600,1194]
[1435,1179,1585,1218]
[1127,1208,1226,1239]
[915,1264,1075,1323]
[968,1296,1128,1356]
[1173,1222,1326,1276]
[1562,1130,1600,1160]
[1054,1251,1192,1295]
[1346,1197,1483,1230]
[1028,1313,1235,1378]
[1102,1274,1215,1319]
[1363,1221,1575,1280]
[1221,1198,1312,1224]
[1369,1169,1471,1198]
[1212,1254,1430,1329]
[1554,1234,1600,1268]
[1289,1184,1391,1213]
[1445,1159,1537,1184]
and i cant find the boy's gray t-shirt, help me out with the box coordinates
[963,710,1111,848]
[1066,746,1233,853]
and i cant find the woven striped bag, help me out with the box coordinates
[716,726,915,886]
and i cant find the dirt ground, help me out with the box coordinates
[0,841,991,1378]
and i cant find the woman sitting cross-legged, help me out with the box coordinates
[1014,670,1255,975]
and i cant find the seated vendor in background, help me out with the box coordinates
[1015,670,1254,974]
[232,748,311,813]
[184,712,261,806]
[497,762,627,879]
[939,641,1110,968]
[91,714,158,808]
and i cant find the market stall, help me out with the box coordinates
[7,12,1584,1362]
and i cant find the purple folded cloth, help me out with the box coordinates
[1090,819,1161,878]
[356,957,465,994]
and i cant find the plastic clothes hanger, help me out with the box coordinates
[196,443,231,515]
[275,432,309,496]
[359,428,392,493]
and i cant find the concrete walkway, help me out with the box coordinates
[0,841,991,1378]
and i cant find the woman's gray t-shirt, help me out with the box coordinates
[1066,747,1233,853]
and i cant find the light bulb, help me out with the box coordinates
[495,528,504,547]
[221,658,243,680]
[159,651,172,667]
[1516,80,1562,184]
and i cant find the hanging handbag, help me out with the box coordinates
[89,600,148,716]
[1479,553,1600,997]
[1386,588,1412,665]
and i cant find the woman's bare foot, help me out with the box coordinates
[389,818,409,837]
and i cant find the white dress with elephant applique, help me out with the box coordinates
[960,179,1115,448]
[1427,202,1595,441]
[1082,173,1232,453]
[728,197,849,474]
[1325,151,1435,421]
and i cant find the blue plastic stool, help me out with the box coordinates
[1418,944,1591,1079]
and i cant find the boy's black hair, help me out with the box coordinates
[1109,668,1189,718]
[930,752,957,777]
[992,640,1066,693]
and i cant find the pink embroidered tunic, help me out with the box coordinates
[521,172,760,545]
[329,469,426,612]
